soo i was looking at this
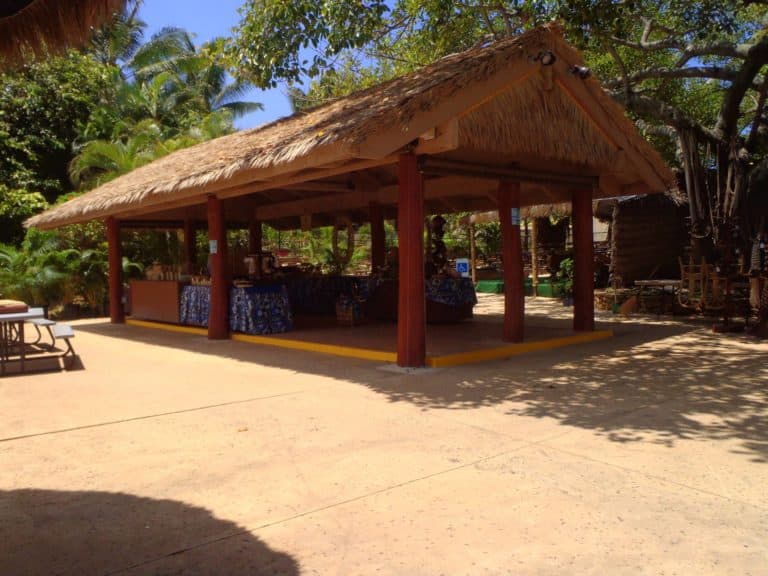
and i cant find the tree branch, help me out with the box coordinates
[714,34,768,140]
[604,66,763,90]
[746,74,768,151]
[611,91,719,145]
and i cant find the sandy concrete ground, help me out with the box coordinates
[0,295,766,575]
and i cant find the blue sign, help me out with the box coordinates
[455,258,470,278]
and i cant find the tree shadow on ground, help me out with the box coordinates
[366,325,768,463]
[0,489,298,575]
[72,313,768,464]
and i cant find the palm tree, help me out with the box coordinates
[69,123,159,188]
[178,40,263,119]
[90,0,145,67]
[0,231,71,306]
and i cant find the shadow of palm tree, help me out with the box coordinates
[0,489,298,575]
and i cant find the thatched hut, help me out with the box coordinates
[596,194,687,286]
[27,24,675,368]
[0,0,125,68]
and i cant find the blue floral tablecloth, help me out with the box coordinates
[425,277,478,307]
[180,284,293,334]
[180,285,210,327]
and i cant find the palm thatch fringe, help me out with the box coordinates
[0,0,125,69]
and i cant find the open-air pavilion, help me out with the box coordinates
[27,24,674,368]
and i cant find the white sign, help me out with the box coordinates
[209,240,218,254]
[455,258,470,278]
[510,207,521,226]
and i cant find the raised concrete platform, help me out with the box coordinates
[126,295,613,367]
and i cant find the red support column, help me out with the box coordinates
[248,218,262,254]
[369,202,386,272]
[397,153,426,367]
[572,188,595,331]
[497,181,524,342]
[183,219,196,274]
[207,195,229,340]
[106,216,124,324]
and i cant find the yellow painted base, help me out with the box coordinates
[231,332,397,363]
[126,318,207,336]
[124,318,613,367]
[425,330,614,368]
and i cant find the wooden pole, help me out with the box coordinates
[183,219,196,274]
[397,153,426,367]
[106,216,124,324]
[469,222,477,284]
[572,188,595,331]
[369,202,386,272]
[497,181,524,342]
[248,218,262,254]
[207,195,229,340]
[531,218,539,297]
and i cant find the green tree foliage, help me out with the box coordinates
[0,185,48,245]
[0,52,114,201]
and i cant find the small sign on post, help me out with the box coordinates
[209,240,218,254]
[510,207,521,226]
[455,258,470,278]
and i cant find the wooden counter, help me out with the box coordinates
[129,280,183,323]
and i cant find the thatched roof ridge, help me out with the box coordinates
[0,0,126,68]
[27,23,675,230]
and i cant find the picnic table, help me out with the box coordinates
[634,279,681,315]
[0,307,44,374]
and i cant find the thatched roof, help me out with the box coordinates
[28,23,675,231]
[470,204,575,225]
[0,0,125,69]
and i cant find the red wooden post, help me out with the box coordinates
[207,195,229,340]
[397,153,426,367]
[248,218,262,254]
[497,181,524,342]
[572,188,595,331]
[106,216,124,324]
[183,219,196,274]
[369,201,386,272]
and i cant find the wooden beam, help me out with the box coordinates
[106,217,124,324]
[369,202,386,272]
[469,222,477,284]
[184,219,197,274]
[114,155,398,221]
[572,187,595,331]
[397,153,426,367]
[255,175,493,221]
[215,155,398,200]
[497,181,524,342]
[281,181,352,193]
[414,119,460,155]
[207,195,229,340]
[419,158,599,188]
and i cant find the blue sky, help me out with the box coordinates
[138,0,293,130]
